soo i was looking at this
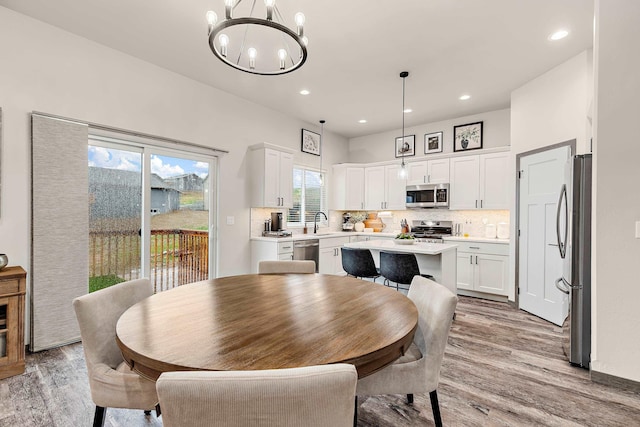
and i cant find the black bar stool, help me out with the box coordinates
[379,251,434,291]
[341,247,381,282]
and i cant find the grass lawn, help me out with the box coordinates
[89,274,126,293]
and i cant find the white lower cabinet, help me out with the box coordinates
[250,240,294,273]
[447,240,509,297]
[319,237,350,275]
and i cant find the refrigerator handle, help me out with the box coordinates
[556,184,568,259]
[555,277,570,295]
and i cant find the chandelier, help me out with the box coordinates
[206,0,308,76]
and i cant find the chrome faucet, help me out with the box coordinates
[314,211,328,234]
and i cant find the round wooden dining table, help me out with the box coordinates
[116,273,418,380]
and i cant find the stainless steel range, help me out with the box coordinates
[410,220,453,243]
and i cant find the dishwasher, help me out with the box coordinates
[293,239,319,272]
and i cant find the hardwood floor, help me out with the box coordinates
[1,296,639,426]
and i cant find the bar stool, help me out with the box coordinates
[379,251,434,291]
[341,247,381,282]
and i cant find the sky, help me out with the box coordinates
[88,146,209,179]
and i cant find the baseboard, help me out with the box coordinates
[591,370,640,392]
[456,289,508,303]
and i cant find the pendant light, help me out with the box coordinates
[398,71,409,179]
[319,120,325,186]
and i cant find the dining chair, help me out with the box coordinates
[355,276,457,427]
[156,364,358,427]
[72,278,160,427]
[341,247,381,282]
[258,260,316,274]
[379,251,434,290]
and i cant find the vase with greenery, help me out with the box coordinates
[457,127,480,149]
[349,212,366,232]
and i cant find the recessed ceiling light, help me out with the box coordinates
[548,29,569,41]
[358,119,367,124]
[299,89,310,95]
[403,108,412,113]
[459,94,471,101]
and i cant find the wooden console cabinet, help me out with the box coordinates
[0,266,26,379]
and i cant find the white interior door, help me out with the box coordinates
[519,146,570,326]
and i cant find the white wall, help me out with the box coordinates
[0,6,348,282]
[348,108,511,164]
[508,51,592,301]
[591,0,640,383]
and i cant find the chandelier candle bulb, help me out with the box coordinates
[248,47,257,69]
[295,12,305,36]
[206,10,218,33]
[219,33,229,57]
[264,0,274,21]
[225,0,234,19]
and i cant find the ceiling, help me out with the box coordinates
[0,0,594,138]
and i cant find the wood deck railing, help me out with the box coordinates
[89,229,209,293]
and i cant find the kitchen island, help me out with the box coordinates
[343,239,457,294]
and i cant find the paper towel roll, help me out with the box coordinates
[497,222,509,239]
[485,224,496,238]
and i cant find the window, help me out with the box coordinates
[288,167,327,227]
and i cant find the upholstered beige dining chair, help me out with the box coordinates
[73,278,159,427]
[258,260,316,274]
[356,276,457,427]
[156,364,358,427]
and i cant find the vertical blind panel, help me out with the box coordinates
[31,114,89,351]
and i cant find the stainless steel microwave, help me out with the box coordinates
[406,183,450,209]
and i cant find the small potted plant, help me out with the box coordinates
[349,212,366,232]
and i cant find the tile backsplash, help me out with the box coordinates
[250,207,509,238]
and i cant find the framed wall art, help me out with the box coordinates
[395,135,415,158]
[301,128,321,156]
[424,131,443,154]
[453,121,483,152]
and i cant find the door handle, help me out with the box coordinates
[475,256,478,265]
[470,255,472,264]
[556,184,568,259]
[548,243,559,246]
[427,174,430,183]
[555,277,570,294]
[480,200,483,208]
[475,200,478,208]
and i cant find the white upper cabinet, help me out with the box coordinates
[450,151,508,210]
[364,166,385,210]
[407,158,450,185]
[332,165,365,210]
[364,164,406,210]
[385,164,407,210]
[479,152,509,209]
[450,155,480,210]
[249,144,294,208]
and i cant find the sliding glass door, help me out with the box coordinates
[88,139,216,293]
[147,152,213,292]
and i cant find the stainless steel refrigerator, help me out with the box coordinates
[555,154,591,368]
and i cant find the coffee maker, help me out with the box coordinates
[271,212,284,231]
[342,212,354,231]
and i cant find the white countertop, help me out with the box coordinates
[251,231,397,242]
[344,239,458,255]
[443,236,510,244]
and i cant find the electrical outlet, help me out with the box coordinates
[636,221,640,238]
[226,216,235,225]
